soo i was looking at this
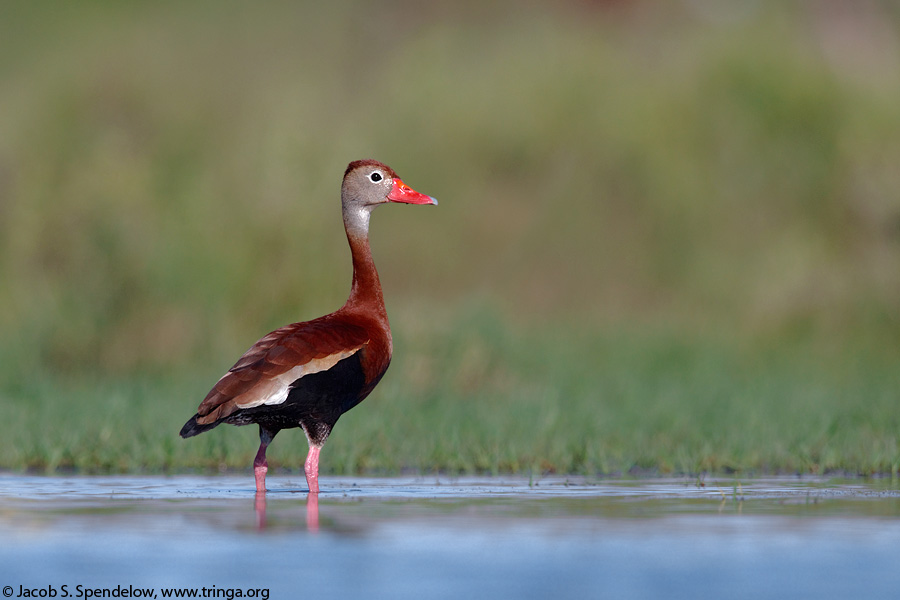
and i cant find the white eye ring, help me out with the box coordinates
[369,171,383,183]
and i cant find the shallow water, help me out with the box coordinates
[2,475,899,599]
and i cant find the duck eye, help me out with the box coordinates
[369,172,383,183]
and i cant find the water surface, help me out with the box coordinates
[2,475,899,599]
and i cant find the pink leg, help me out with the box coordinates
[253,428,274,493]
[253,444,268,493]
[305,445,321,494]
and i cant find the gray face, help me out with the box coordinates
[340,162,395,236]
[350,166,393,207]
[342,161,398,210]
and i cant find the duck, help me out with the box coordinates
[179,159,436,493]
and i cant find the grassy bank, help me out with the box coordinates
[3,307,897,477]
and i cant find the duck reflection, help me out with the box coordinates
[254,490,319,533]
[254,491,266,530]
[306,492,319,532]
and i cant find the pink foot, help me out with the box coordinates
[305,445,321,494]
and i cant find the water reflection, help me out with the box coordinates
[254,491,266,530]
[307,492,319,532]
[254,490,319,533]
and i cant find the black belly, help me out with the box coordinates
[225,352,369,445]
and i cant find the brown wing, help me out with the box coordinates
[195,315,370,425]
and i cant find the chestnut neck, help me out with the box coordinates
[342,209,388,321]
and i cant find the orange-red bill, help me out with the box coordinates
[387,179,438,205]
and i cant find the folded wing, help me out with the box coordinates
[195,317,369,425]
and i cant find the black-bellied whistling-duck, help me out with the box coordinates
[179,160,436,494]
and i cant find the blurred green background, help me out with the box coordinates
[1,0,898,477]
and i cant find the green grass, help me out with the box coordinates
[2,306,898,477]
[0,1,898,476]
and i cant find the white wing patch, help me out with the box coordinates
[232,348,361,410]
